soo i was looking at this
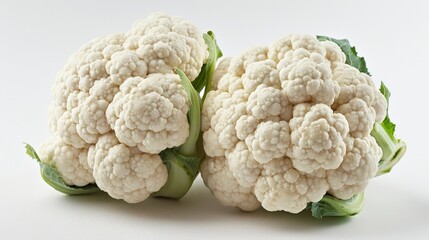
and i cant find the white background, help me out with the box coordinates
[1,0,428,239]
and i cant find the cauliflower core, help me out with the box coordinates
[39,13,208,203]
[201,34,386,213]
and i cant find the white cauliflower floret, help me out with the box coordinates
[245,121,290,163]
[217,74,243,94]
[50,33,127,147]
[88,133,168,203]
[75,41,114,92]
[268,35,341,105]
[106,74,189,154]
[320,41,346,65]
[242,60,280,92]
[336,98,375,138]
[288,104,349,173]
[246,85,291,120]
[200,156,260,211]
[130,12,203,42]
[106,50,148,85]
[235,115,259,140]
[203,128,225,157]
[327,136,381,199]
[67,91,88,114]
[226,141,262,188]
[76,78,119,143]
[211,57,231,90]
[215,103,247,151]
[280,57,340,105]
[131,13,208,81]
[39,135,94,186]
[268,34,326,63]
[57,112,88,148]
[332,63,387,122]
[216,46,269,94]
[228,46,268,77]
[201,90,231,131]
[254,157,329,213]
[207,90,248,152]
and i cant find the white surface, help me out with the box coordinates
[1,0,428,239]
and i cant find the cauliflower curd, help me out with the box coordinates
[36,13,209,203]
[201,34,388,213]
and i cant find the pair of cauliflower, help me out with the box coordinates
[27,13,405,219]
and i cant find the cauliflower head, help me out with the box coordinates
[30,13,215,203]
[201,34,389,214]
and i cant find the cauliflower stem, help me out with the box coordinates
[311,192,365,219]
[311,36,406,219]
[152,68,203,199]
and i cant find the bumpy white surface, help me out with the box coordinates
[39,13,208,203]
[106,74,189,154]
[201,34,386,213]
[87,133,168,203]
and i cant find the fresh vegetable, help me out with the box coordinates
[200,34,405,217]
[25,13,222,203]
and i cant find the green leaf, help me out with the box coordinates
[378,82,396,140]
[25,143,40,161]
[311,193,365,219]
[25,143,100,195]
[176,68,202,157]
[39,162,100,195]
[191,31,223,97]
[317,35,370,75]
[371,82,407,176]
